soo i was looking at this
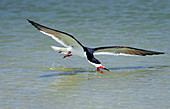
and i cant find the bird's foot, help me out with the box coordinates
[100,71,104,74]
[63,51,72,58]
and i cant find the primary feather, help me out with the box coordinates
[93,46,164,56]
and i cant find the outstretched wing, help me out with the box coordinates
[93,46,164,56]
[27,19,83,48]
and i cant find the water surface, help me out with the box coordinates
[0,0,170,109]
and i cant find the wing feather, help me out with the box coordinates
[27,20,83,48]
[93,46,164,56]
[28,20,85,57]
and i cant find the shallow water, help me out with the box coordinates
[0,0,170,109]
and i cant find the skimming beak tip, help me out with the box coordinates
[104,68,110,72]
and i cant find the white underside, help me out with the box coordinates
[87,60,102,67]
[83,52,102,67]
[51,47,102,67]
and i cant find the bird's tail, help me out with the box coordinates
[51,46,68,54]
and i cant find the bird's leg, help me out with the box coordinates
[63,51,72,58]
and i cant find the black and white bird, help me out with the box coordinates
[28,20,164,72]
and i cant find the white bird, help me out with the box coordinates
[28,20,164,72]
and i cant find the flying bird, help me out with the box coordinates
[27,20,164,72]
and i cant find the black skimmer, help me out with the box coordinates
[27,20,164,72]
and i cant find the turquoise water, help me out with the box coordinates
[0,0,170,109]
